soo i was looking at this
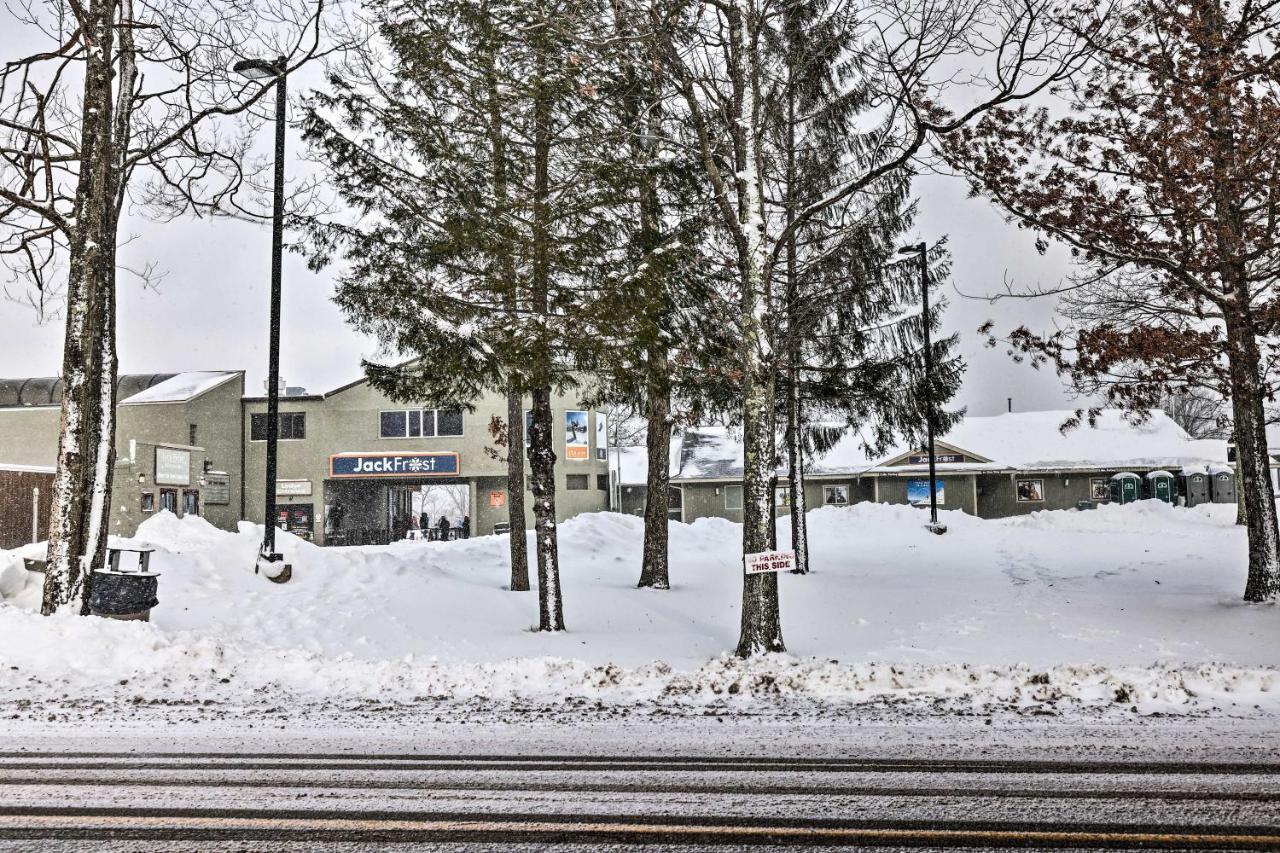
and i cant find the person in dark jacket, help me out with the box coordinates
[461,515,471,539]
[437,515,450,540]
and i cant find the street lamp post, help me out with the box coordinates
[900,241,946,535]
[235,56,293,580]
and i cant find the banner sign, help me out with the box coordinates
[595,412,608,461]
[907,479,945,505]
[489,490,506,508]
[744,550,795,575]
[565,410,589,460]
[330,452,460,478]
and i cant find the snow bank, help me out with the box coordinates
[1,503,1275,716]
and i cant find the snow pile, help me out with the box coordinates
[1,504,1276,716]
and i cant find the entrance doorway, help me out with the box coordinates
[395,483,469,540]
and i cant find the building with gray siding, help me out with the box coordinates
[615,410,1237,523]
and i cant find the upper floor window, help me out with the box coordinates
[379,408,464,439]
[250,412,305,441]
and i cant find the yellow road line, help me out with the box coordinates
[0,814,1277,846]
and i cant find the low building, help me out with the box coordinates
[0,368,610,547]
[616,410,1231,522]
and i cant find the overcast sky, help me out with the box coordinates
[0,12,1083,417]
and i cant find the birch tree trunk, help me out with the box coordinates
[529,386,564,630]
[733,0,784,657]
[42,0,118,616]
[506,383,530,591]
[638,344,672,588]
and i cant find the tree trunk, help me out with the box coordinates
[42,0,118,616]
[733,0,784,657]
[529,386,564,630]
[506,382,530,591]
[1225,316,1280,602]
[787,358,810,574]
[638,344,672,588]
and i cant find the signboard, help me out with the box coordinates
[329,452,460,478]
[565,410,589,460]
[204,472,230,505]
[744,550,795,575]
[277,479,313,496]
[155,447,191,486]
[489,490,506,508]
[907,453,964,465]
[907,479,945,505]
[595,412,608,461]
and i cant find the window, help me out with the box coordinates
[724,484,743,510]
[159,488,178,514]
[667,486,683,522]
[140,492,155,513]
[597,474,609,491]
[775,486,791,508]
[1016,479,1045,502]
[1090,478,1110,501]
[251,412,306,441]
[823,485,849,506]
[379,408,463,438]
[566,474,589,490]
[188,423,198,446]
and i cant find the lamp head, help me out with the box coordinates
[233,58,283,80]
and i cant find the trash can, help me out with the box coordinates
[1109,472,1141,504]
[88,570,159,621]
[1144,470,1176,505]
[1179,466,1211,507]
[1210,464,1237,504]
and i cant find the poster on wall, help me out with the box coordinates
[907,479,945,505]
[595,412,608,461]
[154,447,191,485]
[565,410,589,460]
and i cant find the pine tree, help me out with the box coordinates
[303,0,623,629]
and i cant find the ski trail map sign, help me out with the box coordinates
[744,550,795,575]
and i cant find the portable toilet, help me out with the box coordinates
[1179,465,1211,507]
[1109,471,1141,504]
[1144,470,1176,504]
[1210,464,1237,504]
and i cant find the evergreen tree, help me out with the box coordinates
[303,0,623,629]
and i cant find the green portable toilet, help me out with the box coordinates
[1109,471,1141,504]
[1144,470,1175,504]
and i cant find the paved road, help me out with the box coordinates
[0,750,1277,850]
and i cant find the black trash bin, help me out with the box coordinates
[89,547,159,621]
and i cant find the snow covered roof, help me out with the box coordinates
[613,409,1229,484]
[120,372,240,405]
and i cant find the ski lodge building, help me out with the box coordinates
[0,370,609,548]
[613,410,1235,523]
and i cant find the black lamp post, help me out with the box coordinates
[235,56,293,580]
[900,241,946,535]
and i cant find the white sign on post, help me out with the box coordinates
[744,550,795,575]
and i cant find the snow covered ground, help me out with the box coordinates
[0,502,1276,717]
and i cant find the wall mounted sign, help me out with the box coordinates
[329,452,460,478]
[595,412,608,461]
[154,447,191,486]
[907,453,964,465]
[488,490,506,508]
[204,472,231,505]
[907,479,945,505]
[276,479,313,496]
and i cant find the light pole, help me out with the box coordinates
[235,56,293,580]
[899,241,946,535]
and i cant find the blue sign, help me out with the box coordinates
[330,452,459,478]
[907,479,945,505]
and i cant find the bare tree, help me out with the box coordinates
[649,0,1096,656]
[0,0,334,614]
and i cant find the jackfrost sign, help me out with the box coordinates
[744,550,795,575]
[330,452,460,478]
